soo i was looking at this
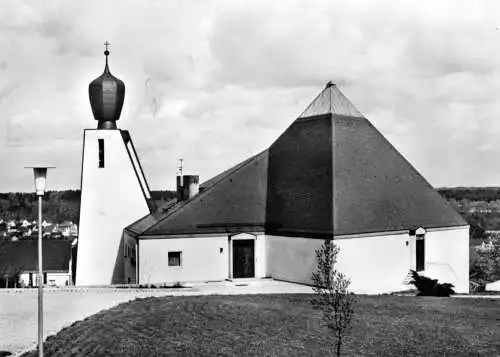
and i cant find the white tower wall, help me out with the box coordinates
[76,129,151,285]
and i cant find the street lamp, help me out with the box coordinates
[25,166,54,357]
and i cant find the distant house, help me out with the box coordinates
[53,221,78,237]
[38,224,53,238]
[475,238,497,252]
[51,232,64,240]
[8,232,20,241]
[0,240,72,288]
[20,227,31,238]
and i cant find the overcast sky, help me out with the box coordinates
[1,0,500,192]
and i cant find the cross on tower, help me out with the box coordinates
[104,41,111,52]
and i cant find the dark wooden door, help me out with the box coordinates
[233,240,255,278]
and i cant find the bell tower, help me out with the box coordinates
[76,44,153,285]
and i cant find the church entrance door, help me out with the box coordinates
[233,239,255,278]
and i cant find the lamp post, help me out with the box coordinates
[26,166,54,357]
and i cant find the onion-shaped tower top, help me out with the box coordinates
[88,42,125,129]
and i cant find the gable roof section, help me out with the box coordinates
[0,240,72,272]
[139,83,466,238]
[143,150,269,236]
[126,212,163,236]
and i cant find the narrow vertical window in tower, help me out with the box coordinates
[98,139,105,168]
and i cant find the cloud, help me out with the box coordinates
[208,2,340,88]
[1,0,500,191]
[0,82,19,105]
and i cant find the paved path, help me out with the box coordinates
[453,294,500,299]
[0,280,313,356]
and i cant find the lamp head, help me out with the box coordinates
[25,167,55,196]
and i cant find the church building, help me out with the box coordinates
[76,50,469,293]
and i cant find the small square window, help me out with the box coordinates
[168,251,182,266]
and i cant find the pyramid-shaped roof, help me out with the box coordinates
[137,83,466,238]
[299,82,363,119]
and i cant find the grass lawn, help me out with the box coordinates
[21,294,500,356]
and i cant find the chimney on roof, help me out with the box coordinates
[176,175,199,202]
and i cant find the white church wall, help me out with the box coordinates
[334,233,411,294]
[266,234,410,293]
[255,234,267,278]
[139,236,228,284]
[76,130,151,285]
[424,226,469,293]
[266,235,324,284]
[266,226,469,294]
[122,231,138,284]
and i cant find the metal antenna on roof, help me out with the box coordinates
[178,158,184,185]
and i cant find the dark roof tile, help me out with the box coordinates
[137,84,466,238]
[0,240,71,272]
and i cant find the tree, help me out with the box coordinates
[485,237,500,281]
[311,240,355,356]
[470,236,500,284]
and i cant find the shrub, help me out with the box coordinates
[409,270,455,297]
[172,281,183,288]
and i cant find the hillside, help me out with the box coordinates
[1,187,500,232]
[437,187,500,202]
[437,188,500,233]
[0,190,176,223]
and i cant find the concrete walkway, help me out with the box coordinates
[0,279,313,356]
[453,294,500,299]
